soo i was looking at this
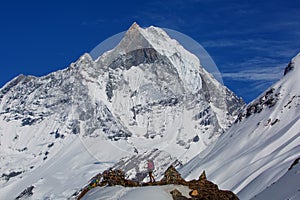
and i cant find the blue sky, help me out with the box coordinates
[0,0,299,102]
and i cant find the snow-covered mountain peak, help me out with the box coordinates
[91,24,244,143]
[98,24,209,94]
[114,22,152,55]
[0,24,244,199]
[112,22,200,65]
[129,22,140,30]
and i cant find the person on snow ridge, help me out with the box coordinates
[147,159,155,183]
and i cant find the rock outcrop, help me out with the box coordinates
[186,171,238,200]
[76,166,239,200]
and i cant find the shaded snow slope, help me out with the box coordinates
[251,159,300,200]
[180,53,300,199]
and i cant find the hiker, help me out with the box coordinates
[89,178,99,188]
[147,159,155,182]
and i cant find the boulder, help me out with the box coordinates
[170,189,189,200]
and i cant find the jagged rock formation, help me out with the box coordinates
[159,165,186,185]
[76,166,239,200]
[186,171,238,200]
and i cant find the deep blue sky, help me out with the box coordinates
[0,0,299,102]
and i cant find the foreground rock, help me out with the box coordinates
[186,170,238,200]
[75,166,239,200]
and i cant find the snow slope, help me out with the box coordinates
[0,135,130,199]
[180,53,300,199]
[81,185,190,200]
[252,160,300,200]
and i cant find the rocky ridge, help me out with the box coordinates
[75,166,238,200]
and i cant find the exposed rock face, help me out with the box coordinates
[288,157,300,170]
[236,88,279,122]
[284,61,294,75]
[15,186,34,200]
[76,166,239,200]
